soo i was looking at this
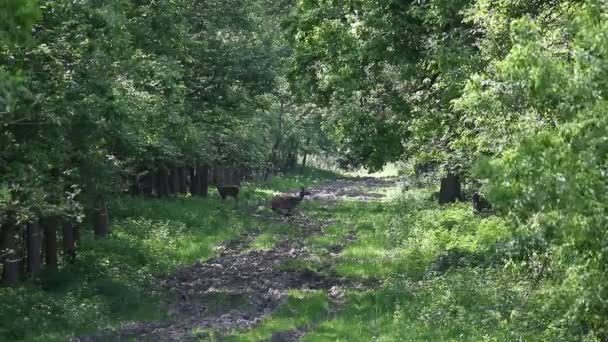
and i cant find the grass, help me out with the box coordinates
[227,174,555,341]
[222,290,332,342]
[0,166,569,341]
[0,167,337,342]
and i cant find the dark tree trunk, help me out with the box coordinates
[73,224,80,245]
[157,165,170,198]
[239,166,249,182]
[62,222,77,263]
[301,136,310,172]
[168,166,179,195]
[142,171,156,197]
[301,153,308,171]
[1,221,20,284]
[43,218,58,271]
[225,167,232,185]
[130,174,142,195]
[200,164,209,197]
[439,173,462,204]
[236,166,245,185]
[26,221,43,275]
[175,166,182,194]
[178,167,188,194]
[213,166,222,185]
[93,201,110,238]
[190,166,201,196]
[222,167,232,185]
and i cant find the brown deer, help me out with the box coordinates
[216,182,240,202]
[271,187,312,215]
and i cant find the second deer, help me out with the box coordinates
[271,187,312,215]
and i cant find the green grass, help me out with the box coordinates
[0,168,337,342]
[0,168,570,341]
[228,179,554,341]
[223,290,332,342]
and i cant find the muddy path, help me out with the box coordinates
[77,177,396,342]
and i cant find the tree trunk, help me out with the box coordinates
[168,166,179,195]
[236,166,245,185]
[213,166,223,185]
[26,221,43,275]
[62,221,77,263]
[157,165,170,198]
[178,167,188,194]
[200,164,209,197]
[224,167,233,185]
[130,174,142,195]
[73,224,80,245]
[142,171,155,197]
[43,218,58,271]
[301,153,308,171]
[239,166,249,182]
[93,201,110,238]
[439,173,462,204]
[1,221,20,284]
[301,136,310,172]
[190,166,201,196]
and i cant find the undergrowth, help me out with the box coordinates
[0,167,574,341]
[0,168,335,341]
[229,178,570,341]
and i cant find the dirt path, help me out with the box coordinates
[77,177,396,342]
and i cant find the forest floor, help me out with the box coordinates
[77,176,396,341]
[3,168,540,341]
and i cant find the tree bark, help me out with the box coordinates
[1,221,20,284]
[168,166,179,195]
[301,137,311,172]
[157,165,170,198]
[439,173,462,204]
[93,201,110,238]
[43,218,58,271]
[73,224,80,245]
[200,164,209,197]
[27,221,43,275]
[190,166,201,196]
[224,167,234,185]
[301,153,308,171]
[130,174,142,195]
[62,221,77,263]
[142,171,155,197]
[213,165,223,185]
[178,167,188,194]
[239,166,249,182]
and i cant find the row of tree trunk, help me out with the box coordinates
[2,162,272,285]
[1,218,79,284]
[134,163,253,198]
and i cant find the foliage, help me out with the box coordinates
[287,0,608,338]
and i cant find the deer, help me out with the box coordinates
[216,182,240,203]
[271,187,312,215]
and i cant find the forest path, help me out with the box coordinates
[78,176,397,342]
